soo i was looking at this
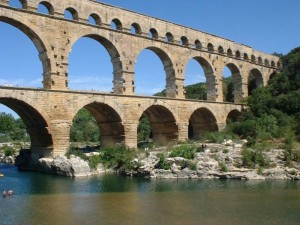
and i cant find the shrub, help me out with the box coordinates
[88,155,102,169]
[223,149,229,154]
[188,161,197,171]
[241,148,270,169]
[99,145,136,170]
[155,153,171,170]
[1,145,15,157]
[257,166,263,175]
[169,144,196,159]
[66,146,88,160]
[219,162,228,172]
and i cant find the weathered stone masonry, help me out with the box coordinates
[0,0,280,156]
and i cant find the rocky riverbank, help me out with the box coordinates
[13,141,300,180]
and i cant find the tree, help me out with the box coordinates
[70,108,100,143]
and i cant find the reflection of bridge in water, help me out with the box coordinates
[0,0,280,156]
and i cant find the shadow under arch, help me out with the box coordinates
[69,34,123,93]
[185,56,216,101]
[135,46,176,98]
[73,102,125,147]
[0,98,53,155]
[226,109,241,124]
[224,63,242,103]
[0,16,51,88]
[188,107,218,140]
[248,68,264,96]
[139,105,178,145]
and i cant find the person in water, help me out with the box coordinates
[8,189,13,196]
[2,190,6,198]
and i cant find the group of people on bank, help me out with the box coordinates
[2,189,13,198]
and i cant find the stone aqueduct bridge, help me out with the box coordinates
[0,0,280,157]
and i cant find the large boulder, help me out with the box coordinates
[16,150,91,177]
[39,155,91,177]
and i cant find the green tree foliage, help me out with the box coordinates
[223,77,234,102]
[230,46,300,143]
[185,82,207,100]
[70,108,100,143]
[0,112,29,142]
[0,112,14,133]
[137,115,151,142]
[154,82,207,100]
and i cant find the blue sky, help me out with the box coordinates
[0,0,300,116]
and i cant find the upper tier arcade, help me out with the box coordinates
[0,0,280,102]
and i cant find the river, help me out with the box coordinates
[0,163,300,225]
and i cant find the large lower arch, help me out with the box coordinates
[0,98,53,155]
[73,102,125,147]
[140,105,178,145]
[248,68,264,95]
[188,108,218,140]
[226,109,241,124]
[224,63,242,103]
[0,16,51,88]
[68,34,123,94]
[184,56,216,101]
[134,46,176,98]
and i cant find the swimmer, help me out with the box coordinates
[8,189,13,196]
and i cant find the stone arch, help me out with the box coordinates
[149,28,158,39]
[277,61,281,68]
[139,105,178,145]
[236,50,241,58]
[134,46,175,97]
[72,102,125,147]
[89,13,101,26]
[184,55,216,101]
[111,18,122,30]
[165,32,174,42]
[181,36,189,46]
[68,33,122,93]
[226,109,241,124]
[227,48,233,56]
[244,53,249,60]
[195,39,202,49]
[258,56,263,64]
[224,63,242,103]
[267,72,277,85]
[131,22,142,35]
[218,46,224,54]
[248,68,264,95]
[188,107,218,140]
[251,54,256,62]
[271,61,275,67]
[0,16,52,89]
[64,7,78,21]
[207,43,214,52]
[38,1,54,15]
[10,0,27,9]
[0,97,53,155]
[264,59,270,66]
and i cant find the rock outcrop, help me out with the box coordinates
[11,141,300,179]
[15,150,91,177]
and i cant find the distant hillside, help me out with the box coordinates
[154,79,236,102]
[154,82,207,100]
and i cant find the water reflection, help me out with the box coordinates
[0,164,300,225]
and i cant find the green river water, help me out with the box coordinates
[0,163,300,225]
